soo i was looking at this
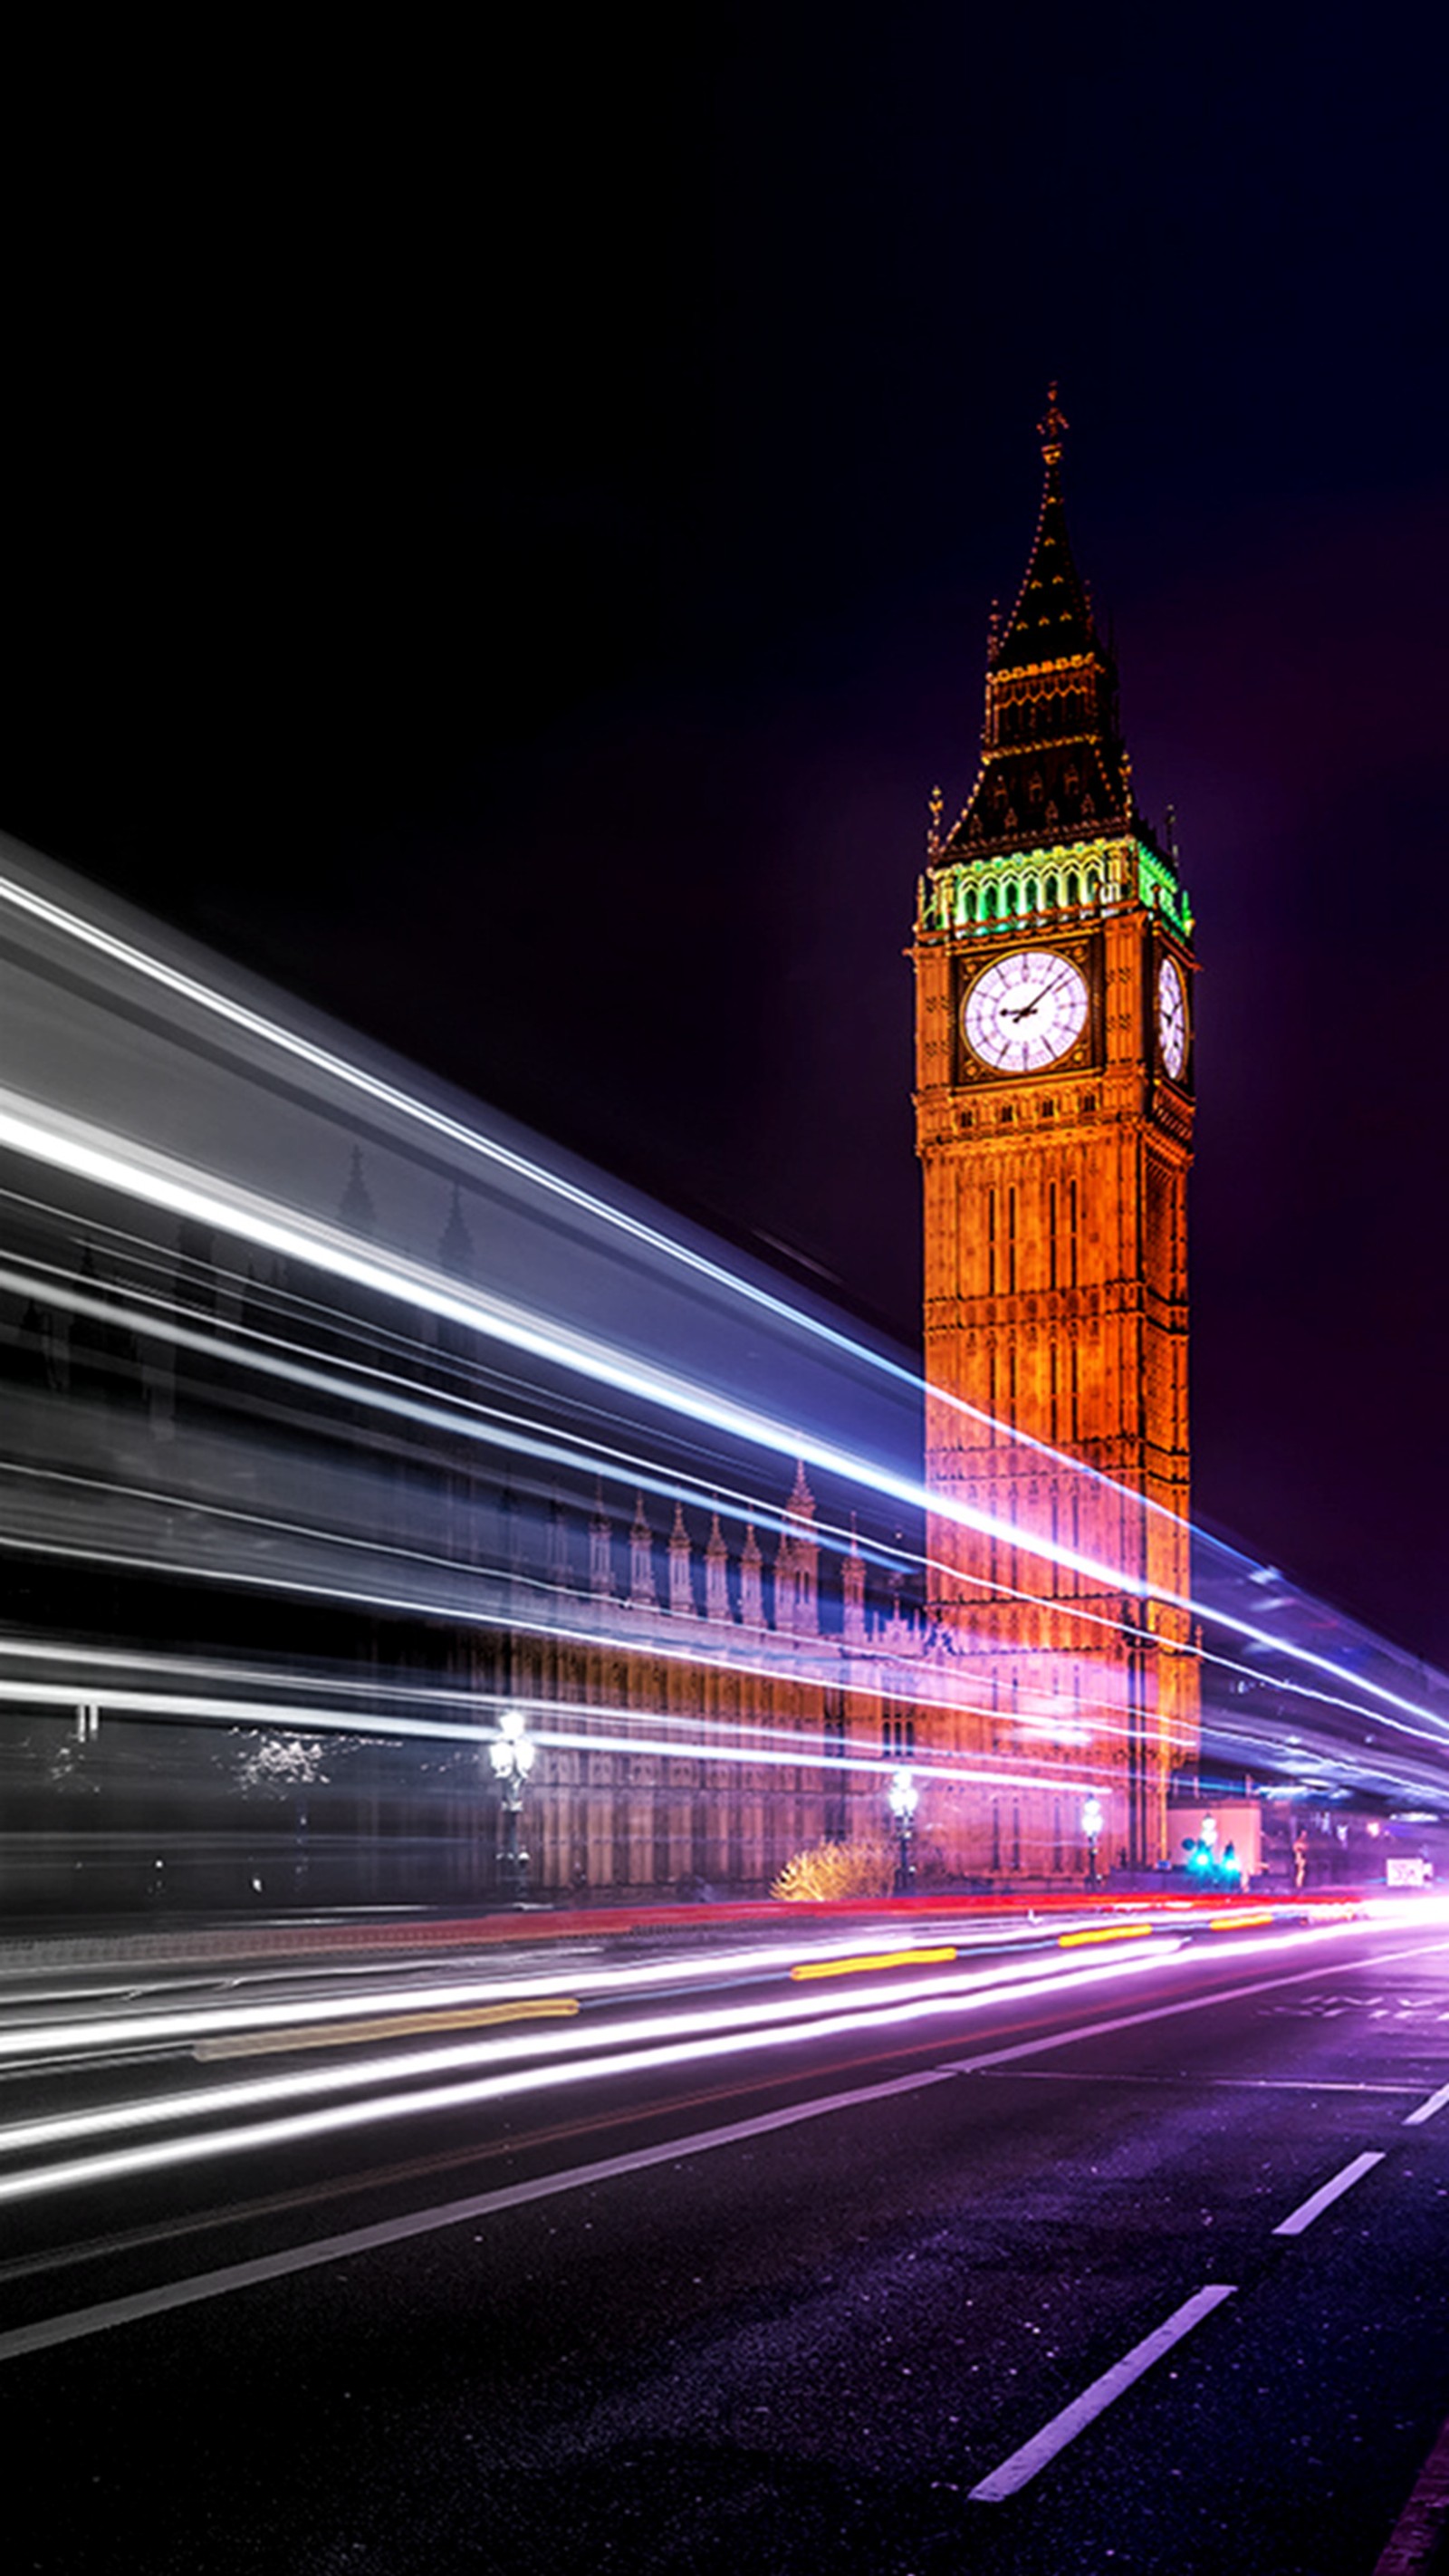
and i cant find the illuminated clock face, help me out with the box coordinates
[963,949,1089,1072]
[1156,954,1187,1081]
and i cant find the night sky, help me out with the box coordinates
[3,15,1446,1660]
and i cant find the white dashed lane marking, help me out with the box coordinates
[1405,2081,1449,2127]
[1272,2150,1387,2237]
[969,2285,1238,2502]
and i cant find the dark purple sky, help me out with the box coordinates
[4,14,1447,1658]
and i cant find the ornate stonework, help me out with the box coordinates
[913,392,1198,1870]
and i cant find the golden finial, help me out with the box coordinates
[927,783,944,855]
[1038,381,1069,467]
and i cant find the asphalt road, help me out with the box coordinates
[5,1905,1449,2574]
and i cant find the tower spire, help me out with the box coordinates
[947,389,1140,856]
[990,383,1097,676]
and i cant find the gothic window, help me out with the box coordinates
[1045,873,1059,906]
[1066,870,1080,904]
[824,1697,848,1841]
[1147,1160,1170,1279]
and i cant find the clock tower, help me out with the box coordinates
[913,392,1196,1872]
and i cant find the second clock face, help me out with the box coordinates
[1156,954,1187,1080]
[963,949,1089,1072]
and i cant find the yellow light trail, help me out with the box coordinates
[790,1946,958,1982]
[195,1997,581,2060]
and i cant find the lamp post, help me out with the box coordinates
[1081,1793,1104,1891]
[888,1765,918,1896]
[490,1707,536,1903]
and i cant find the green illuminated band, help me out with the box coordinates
[919,836,1193,942]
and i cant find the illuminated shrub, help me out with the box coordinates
[772,1838,896,1901]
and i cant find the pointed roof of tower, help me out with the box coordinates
[629,1494,659,1610]
[990,388,1099,672]
[945,388,1141,863]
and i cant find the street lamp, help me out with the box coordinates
[888,1765,918,1895]
[1081,1793,1105,1891]
[490,1706,536,1903]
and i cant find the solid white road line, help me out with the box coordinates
[1405,2081,1449,2128]
[942,1936,1449,2083]
[1272,2150,1386,2237]
[974,2071,1420,2096]
[969,2283,1237,2503]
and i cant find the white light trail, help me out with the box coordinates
[7,853,1449,1802]
[0,1917,1377,2210]
[0,1923,1165,2066]
[0,1939,1198,2206]
[0,1943,1187,2160]
[6,1081,1447,1759]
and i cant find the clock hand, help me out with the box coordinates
[1006,967,1073,1021]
